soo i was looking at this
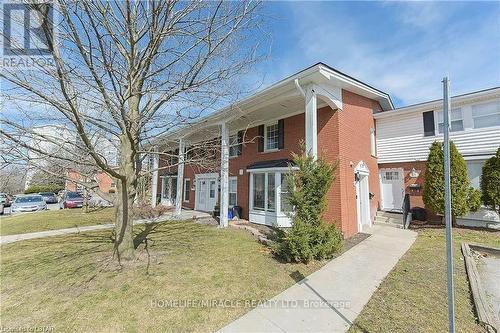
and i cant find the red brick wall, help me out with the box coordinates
[156,90,383,237]
[332,90,382,237]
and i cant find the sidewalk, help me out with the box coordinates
[0,209,211,245]
[219,225,417,333]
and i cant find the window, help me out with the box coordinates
[209,180,216,199]
[251,172,292,214]
[229,135,240,157]
[437,109,463,133]
[466,160,486,189]
[384,171,399,181]
[253,173,265,210]
[265,123,279,151]
[184,179,191,202]
[422,111,435,137]
[472,101,500,129]
[370,128,376,156]
[280,174,292,212]
[229,177,237,206]
[267,173,276,211]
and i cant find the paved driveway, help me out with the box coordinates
[219,225,417,333]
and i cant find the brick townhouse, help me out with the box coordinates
[149,63,500,236]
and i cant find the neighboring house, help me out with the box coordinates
[66,169,116,194]
[375,87,500,227]
[149,62,500,236]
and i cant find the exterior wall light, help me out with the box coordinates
[410,167,419,178]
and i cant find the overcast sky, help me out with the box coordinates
[254,1,500,107]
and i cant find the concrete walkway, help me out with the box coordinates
[0,209,211,245]
[219,225,417,333]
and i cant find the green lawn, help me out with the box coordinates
[0,220,327,332]
[0,208,114,236]
[349,227,500,333]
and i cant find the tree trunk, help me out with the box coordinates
[113,136,138,261]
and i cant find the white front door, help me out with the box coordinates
[195,174,218,212]
[380,168,404,212]
[356,173,371,232]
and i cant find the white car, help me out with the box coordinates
[0,203,4,215]
[11,195,47,214]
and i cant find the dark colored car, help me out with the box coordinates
[60,191,84,209]
[38,192,58,204]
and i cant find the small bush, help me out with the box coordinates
[272,151,342,263]
[480,147,500,213]
[468,188,482,212]
[133,203,172,220]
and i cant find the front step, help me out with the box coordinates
[375,211,404,228]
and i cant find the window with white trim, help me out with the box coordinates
[253,173,265,210]
[229,177,237,207]
[229,134,240,157]
[384,171,399,181]
[265,123,279,151]
[183,178,191,202]
[280,174,292,212]
[472,101,500,129]
[437,108,463,133]
[251,172,291,214]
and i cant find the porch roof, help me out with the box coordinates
[247,158,294,170]
[153,62,393,148]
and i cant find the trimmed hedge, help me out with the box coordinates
[24,184,63,194]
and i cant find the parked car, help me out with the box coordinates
[38,192,58,204]
[60,191,84,209]
[11,195,47,214]
[0,203,4,215]
[0,193,12,207]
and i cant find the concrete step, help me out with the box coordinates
[374,220,404,229]
[376,211,403,219]
[375,216,404,225]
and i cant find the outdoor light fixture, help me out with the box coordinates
[410,167,419,178]
[354,172,360,182]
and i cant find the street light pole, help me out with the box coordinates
[442,76,456,333]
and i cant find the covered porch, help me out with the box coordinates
[149,64,391,228]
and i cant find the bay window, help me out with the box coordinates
[249,170,294,227]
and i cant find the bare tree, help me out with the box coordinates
[0,0,265,261]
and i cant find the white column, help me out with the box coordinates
[305,85,318,159]
[220,122,230,227]
[175,138,185,216]
[151,150,159,207]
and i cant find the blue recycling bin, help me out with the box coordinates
[227,208,234,219]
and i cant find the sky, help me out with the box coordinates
[253,1,500,108]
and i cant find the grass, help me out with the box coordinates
[349,226,500,333]
[0,208,114,236]
[0,220,327,332]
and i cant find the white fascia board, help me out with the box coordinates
[317,66,393,110]
[374,87,500,120]
[154,63,394,144]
